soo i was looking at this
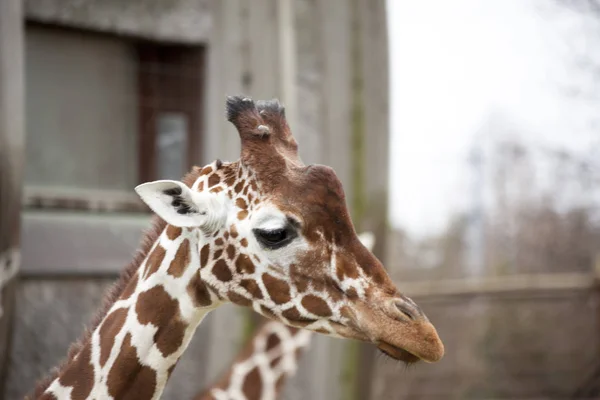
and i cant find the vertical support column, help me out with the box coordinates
[355,0,390,399]
[0,0,25,394]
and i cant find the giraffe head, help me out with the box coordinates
[135,96,444,364]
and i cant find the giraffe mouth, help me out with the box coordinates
[376,341,421,364]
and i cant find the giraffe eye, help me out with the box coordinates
[253,227,296,249]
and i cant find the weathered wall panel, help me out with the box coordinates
[0,0,25,395]
[24,0,212,43]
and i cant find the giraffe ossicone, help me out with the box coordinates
[31,96,443,400]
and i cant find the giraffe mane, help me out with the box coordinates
[28,169,203,399]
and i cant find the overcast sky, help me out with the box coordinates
[386,0,599,238]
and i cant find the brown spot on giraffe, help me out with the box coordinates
[155,319,187,357]
[240,238,248,247]
[242,367,262,399]
[269,355,283,369]
[200,166,213,176]
[143,245,166,278]
[234,181,244,193]
[136,287,186,356]
[214,238,224,246]
[107,333,157,399]
[210,186,223,193]
[197,181,204,191]
[165,225,182,241]
[281,307,317,326]
[230,224,239,238]
[200,244,210,268]
[167,238,190,278]
[266,332,281,350]
[224,231,230,240]
[188,272,213,307]
[224,174,237,187]
[99,308,128,367]
[281,306,302,321]
[213,249,223,260]
[58,344,94,400]
[235,254,255,274]
[301,295,332,317]
[228,290,252,307]
[237,210,249,220]
[213,259,232,282]
[346,287,358,299]
[235,198,248,210]
[241,279,263,299]
[226,244,236,260]
[120,272,138,300]
[208,174,221,188]
[336,253,359,280]
[262,273,291,304]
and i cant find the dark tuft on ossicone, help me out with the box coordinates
[256,99,285,118]
[226,95,257,123]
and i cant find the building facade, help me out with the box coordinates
[0,1,389,399]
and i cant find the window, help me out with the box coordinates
[23,23,205,213]
[21,23,205,274]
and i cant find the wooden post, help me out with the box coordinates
[0,0,25,395]
[354,0,390,399]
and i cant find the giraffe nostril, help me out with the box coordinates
[394,299,421,321]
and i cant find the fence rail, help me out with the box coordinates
[401,268,600,298]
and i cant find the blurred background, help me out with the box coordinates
[0,0,599,399]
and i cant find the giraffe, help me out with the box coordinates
[194,231,376,400]
[28,96,444,400]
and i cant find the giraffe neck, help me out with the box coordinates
[38,222,222,400]
[194,321,312,400]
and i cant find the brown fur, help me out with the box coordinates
[213,259,233,282]
[106,333,157,399]
[187,271,213,307]
[135,286,186,357]
[301,294,332,317]
[58,344,94,400]
[99,308,128,367]
[167,238,190,278]
[262,273,291,304]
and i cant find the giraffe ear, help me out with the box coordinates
[357,231,376,252]
[135,180,227,231]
